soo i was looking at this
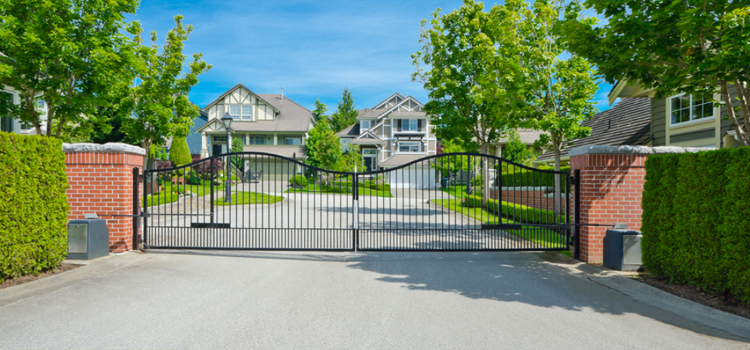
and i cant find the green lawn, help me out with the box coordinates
[285,183,393,197]
[432,199,569,251]
[441,185,471,198]
[215,191,284,205]
[145,181,223,207]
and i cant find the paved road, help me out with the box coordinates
[0,251,746,349]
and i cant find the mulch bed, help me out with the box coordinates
[631,275,750,320]
[0,264,82,290]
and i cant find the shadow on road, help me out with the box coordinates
[149,249,749,343]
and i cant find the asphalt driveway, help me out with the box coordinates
[0,251,747,349]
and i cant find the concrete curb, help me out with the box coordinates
[535,252,750,340]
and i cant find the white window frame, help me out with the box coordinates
[363,149,377,155]
[668,93,715,126]
[361,120,371,131]
[397,141,421,153]
[241,105,253,120]
[229,105,240,119]
[402,119,418,132]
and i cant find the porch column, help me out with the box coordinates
[200,132,209,158]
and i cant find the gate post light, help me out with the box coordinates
[221,112,233,203]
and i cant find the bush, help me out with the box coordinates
[0,133,69,283]
[497,166,570,192]
[169,136,192,167]
[289,175,308,187]
[463,195,564,225]
[642,147,750,304]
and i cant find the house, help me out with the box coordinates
[489,128,544,158]
[534,98,652,166]
[0,85,48,135]
[609,81,745,149]
[337,93,438,188]
[195,84,314,179]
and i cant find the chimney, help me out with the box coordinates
[281,86,284,101]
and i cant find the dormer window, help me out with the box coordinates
[229,104,253,120]
[361,120,370,131]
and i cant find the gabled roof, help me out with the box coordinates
[196,93,312,133]
[535,98,652,163]
[337,123,360,138]
[202,83,280,113]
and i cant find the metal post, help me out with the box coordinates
[352,172,359,251]
[210,158,215,224]
[573,169,581,260]
[132,167,140,251]
[225,129,232,203]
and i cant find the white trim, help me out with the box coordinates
[397,141,422,153]
[668,93,715,127]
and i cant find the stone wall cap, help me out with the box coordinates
[570,145,718,156]
[63,143,146,156]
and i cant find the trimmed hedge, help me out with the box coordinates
[169,136,192,167]
[0,133,69,283]
[463,195,565,225]
[642,147,750,304]
[498,166,571,191]
[289,175,308,187]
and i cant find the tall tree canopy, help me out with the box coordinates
[0,0,139,137]
[312,98,329,124]
[121,15,211,170]
[330,88,358,133]
[562,0,750,146]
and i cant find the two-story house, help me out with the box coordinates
[195,84,315,180]
[337,93,438,188]
[1,85,48,135]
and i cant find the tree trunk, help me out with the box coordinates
[553,146,562,215]
[720,81,749,146]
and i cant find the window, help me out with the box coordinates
[229,105,240,119]
[213,136,227,142]
[361,120,370,131]
[670,94,713,125]
[341,138,350,151]
[246,135,265,145]
[242,105,252,120]
[363,149,377,155]
[401,119,418,132]
[398,142,421,153]
[284,136,302,145]
[1,92,13,132]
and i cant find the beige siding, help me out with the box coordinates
[651,98,667,146]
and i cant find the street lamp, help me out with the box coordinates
[221,112,233,203]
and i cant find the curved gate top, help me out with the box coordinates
[141,152,574,252]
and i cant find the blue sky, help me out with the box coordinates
[131,0,614,113]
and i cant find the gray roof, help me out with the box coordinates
[536,98,652,162]
[380,154,429,168]
[202,83,279,113]
[337,123,360,138]
[204,94,312,133]
[388,111,426,118]
[242,145,306,158]
[356,109,388,120]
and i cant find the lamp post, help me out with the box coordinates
[221,112,233,203]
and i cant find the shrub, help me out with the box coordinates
[0,133,69,283]
[289,175,308,187]
[169,136,192,167]
[642,147,750,304]
[192,158,223,181]
[463,195,564,225]
[497,166,571,192]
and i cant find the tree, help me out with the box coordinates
[312,98,329,123]
[229,135,245,171]
[330,88,358,132]
[121,15,211,170]
[503,130,537,167]
[305,112,339,170]
[169,136,191,167]
[336,145,365,173]
[561,0,750,146]
[0,0,139,138]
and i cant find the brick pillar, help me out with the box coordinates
[569,146,649,264]
[64,143,146,253]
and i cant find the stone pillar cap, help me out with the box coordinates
[62,143,146,156]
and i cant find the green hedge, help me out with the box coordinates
[498,166,571,192]
[289,175,308,187]
[463,195,565,225]
[0,133,69,283]
[642,147,750,304]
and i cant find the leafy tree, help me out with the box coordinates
[122,15,211,170]
[330,88,358,132]
[336,145,365,173]
[503,130,537,167]
[412,0,519,201]
[0,0,139,138]
[305,114,338,170]
[312,99,329,123]
[562,0,750,146]
[229,135,244,171]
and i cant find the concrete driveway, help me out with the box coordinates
[0,251,747,349]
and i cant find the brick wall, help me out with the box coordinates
[64,144,145,253]
[570,150,647,264]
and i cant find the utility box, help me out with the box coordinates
[68,219,109,260]
[603,229,643,271]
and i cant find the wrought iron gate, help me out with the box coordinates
[142,152,574,252]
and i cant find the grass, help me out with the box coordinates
[441,185,471,198]
[145,181,223,207]
[285,183,393,197]
[432,199,569,251]
[215,191,284,206]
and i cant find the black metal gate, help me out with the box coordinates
[142,152,574,252]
